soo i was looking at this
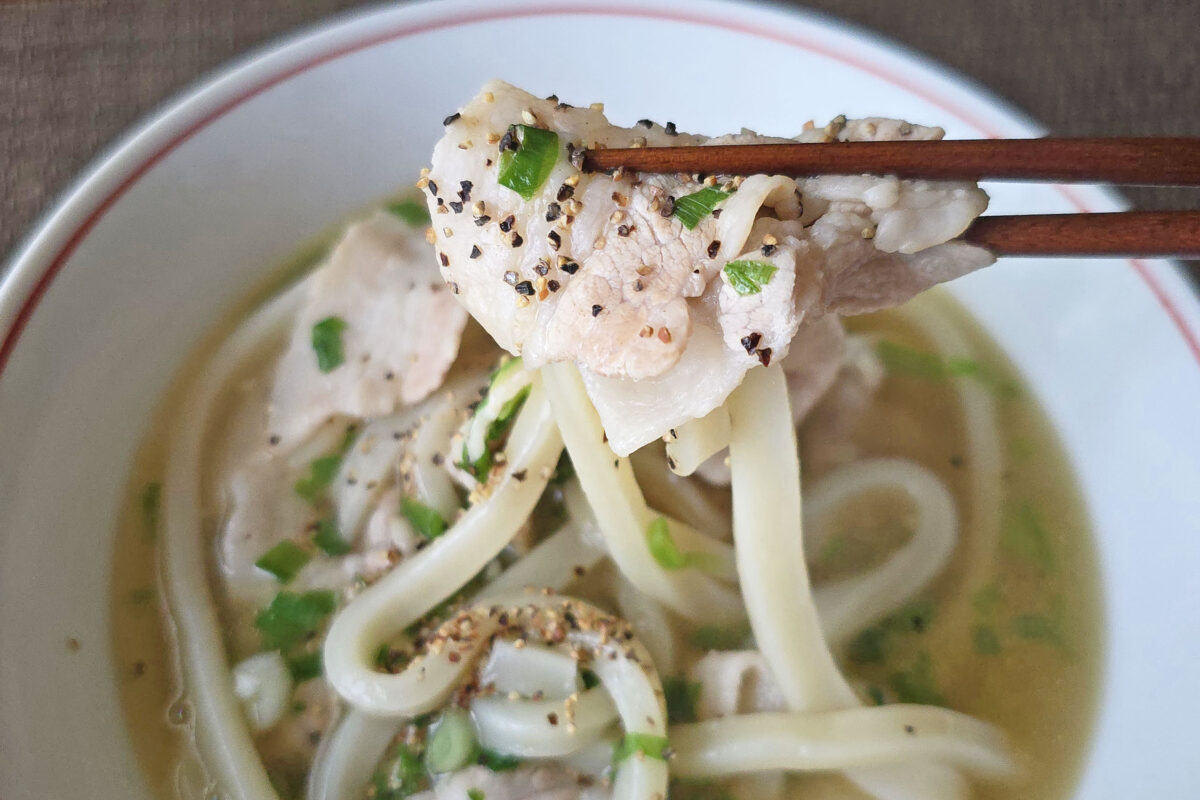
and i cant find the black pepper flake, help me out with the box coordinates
[268,434,281,446]
[535,260,550,276]
[757,347,773,367]
[617,225,631,237]
[449,200,463,213]
[557,183,575,202]
[511,232,524,247]
[474,214,491,226]
[761,243,777,256]
[439,252,449,267]
[711,208,722,219]
[560,260,579,275]
[451,282,459,294]
[499,215,515,232]
[427,180,438,196]
[591,304,603,317]
[432,453,444,466]
[547,230,561,250]
[634,279,644,292]
[547,279,561,292]
[385,371,395,381]
[486,158,493,167]
[660,196,675,218]
[469,245,482,259]
[741,332,761,354]
[512,469,528,482]
[949,454,965,468]
[443,112,461,126]
[637,118,654,128]
[707,240,721,257]
[458,180,473,201]
[545,202,562,222]
[498,126,519,153]
[556,101,573,110]
[665,121,677,136]
[515,281,535,296]
[904,725,916,735]
[504,271,519,286]
[666,455,677,470]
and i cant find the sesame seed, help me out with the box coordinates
[589,102,604,112]
[487,132,501,144]
[516,294,530,307]
[612,192,628,207]
[425,227,436,244]
[658,327,672,343]
[564,174,580,187]
[522,109,538,125]
[610,210,626,225]
[593,236,606,249]
[762,234,778,246]
[639,325,653,338]
[457,141,472,150]
[472,200,485,216]
[443,227,454,237]
[862,227,875,239]
[630,137,647,148]
[483,91,494,102]
[566,199,584,215]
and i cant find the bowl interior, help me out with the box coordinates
[2,1,1199,798]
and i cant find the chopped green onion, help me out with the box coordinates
[140,481,162,539]
[580,668,601,690]
[311,316,348,373]
[971,583,1003,617]
[1001,503,1055,573]
[646,517,688,569]
[691,623,751,651]
[287,650,323,682]
[254,590,337,651]
[549,451,575,485]
[386,199,431,226]
[723,260,778,296]
[368,741,426,800]
[876,340,1018,396]
[972,625,1002,655]
[645,516,717,572]
[613,732,670,763]
[479,748,521,772]
[662,676,700,724]
[867,685,888,706]
[458,358,533,482]
[313,518,352,556]
[848,625,888,664]
[1012,613,1064,646]
[425,708,480,774]
[497,125,560,199]
[255,541,311,583]
[294,454,342,502]
[672,187,729,229]
[468,790,485,800]
[400,497,447,540]
[889,650,944,706]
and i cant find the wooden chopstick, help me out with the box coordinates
[963,211,1200,257]
[581,137,1200,186]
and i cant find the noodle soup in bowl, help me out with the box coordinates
[1,2,1198,800]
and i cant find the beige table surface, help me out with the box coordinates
[2,0,1197,280]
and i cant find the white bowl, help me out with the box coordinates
[2,1,1198,798]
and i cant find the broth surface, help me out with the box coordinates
[111,252,1103,800]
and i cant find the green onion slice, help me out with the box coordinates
[497,125,560,199]
[287,650,324,682]
[662,675,700,724]
[723,260,778,296]
[254,590,337,650]
[294,454,342,502]
[400,497,447,540]
[311,316,348,373]
[425,708,480,774]
[673,187,729,229]
[254,541,311,583]
[613,732,670,763]
[313,518,352,556]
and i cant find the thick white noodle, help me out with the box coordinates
[809,459,958,647]
[322,385,562,715]
[630,447,731,541]
[163,280,311,800]
[670,706,1014,778]
[472,686,619,757]
[665,406,732,477]
[307,709,403,800]
[726,364,984,800]
[542,362,743,623]
[483,484,606,597]
[615,575,679,676]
